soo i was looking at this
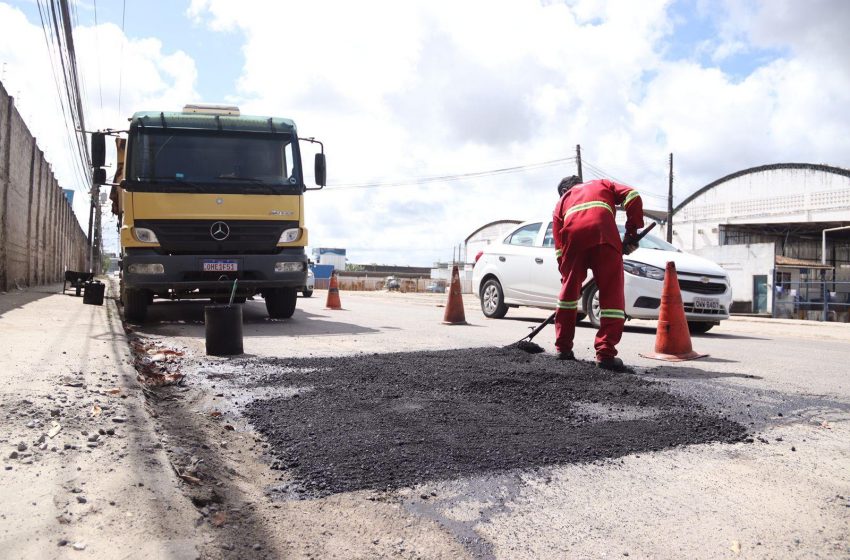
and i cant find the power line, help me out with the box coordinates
[581,159,669,201]
[325,157,576,190]
[93,0,103,119]
[117,0,126,117]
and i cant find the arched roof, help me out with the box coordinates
[674,163,850,215]
[464,219,522,243]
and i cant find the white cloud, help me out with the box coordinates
[5,0,849,265]
[0,3,199,252]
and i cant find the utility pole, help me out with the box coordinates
[666,153,674,243]
[575,144,583,182]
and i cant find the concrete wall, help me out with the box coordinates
[0,81,89,291]
[693,243,776,313]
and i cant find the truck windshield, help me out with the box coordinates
[128,129,300,194]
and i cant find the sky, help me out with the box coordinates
[1,0,849,266]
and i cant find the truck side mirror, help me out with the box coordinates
[314,153,326,187]
[93,168,107,185]
[91,132,106,168]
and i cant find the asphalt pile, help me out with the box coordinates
[244,346,747,496]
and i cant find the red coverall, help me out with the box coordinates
[553,179,644,360]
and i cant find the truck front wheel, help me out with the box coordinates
[124,288,149,322]
[265,288,297,319]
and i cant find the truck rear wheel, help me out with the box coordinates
[124,288,149,322]
[265,288,297,319]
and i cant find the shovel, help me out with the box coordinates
[509,222,657,352]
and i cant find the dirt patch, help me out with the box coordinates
[242,346,747,497]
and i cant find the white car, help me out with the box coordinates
[472,220,731,333]
[303,267,315,298]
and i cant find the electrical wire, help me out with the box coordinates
[582,158,670,201]
[325,157,576,190]
[117,0,125,118]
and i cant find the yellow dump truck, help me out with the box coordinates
[100,104,326,321]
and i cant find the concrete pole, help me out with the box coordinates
[667,153,674,244]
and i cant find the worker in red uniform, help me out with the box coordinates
[553,175,644,370]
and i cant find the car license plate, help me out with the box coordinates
[203,260,238,272]
[693,297,720,310]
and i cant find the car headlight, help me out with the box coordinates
[279,228,302,243]
[133,227,158,243]
[128,263,164,274]
[623,260,665,280]
[275,262,305,272]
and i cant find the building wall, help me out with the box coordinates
[464,220,522,263]
[665,166,850,252]
[0,81,89,290]
[692,243,776,313]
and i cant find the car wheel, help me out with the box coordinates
[302,289,313,298]
[688,321,714,334]
[480,278,508,319]
[584,284,601,328]
[575,312,587,323]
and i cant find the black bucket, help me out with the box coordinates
[204,304,244,356]
[83,281,105,306]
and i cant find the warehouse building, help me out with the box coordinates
[660,163,850,321]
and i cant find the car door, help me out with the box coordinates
[490,222,542,303]
[525,221,563,306]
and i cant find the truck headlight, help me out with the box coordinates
[275,262,305,273]
[279,228,302,243]
[128,263,164,274]
[623,260,665,280]
[133,227,159,243]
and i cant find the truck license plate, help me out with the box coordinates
[693,297,720,310]
[203,260,238,272]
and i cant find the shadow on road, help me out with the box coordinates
[134,299,380,338]
[641,365,761,380]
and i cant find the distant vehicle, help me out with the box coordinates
[425,283,446,293]
[303,268,314,297]
[385,276,401,291]
[471,220,732,334]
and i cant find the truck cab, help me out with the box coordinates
[103,104,326,321]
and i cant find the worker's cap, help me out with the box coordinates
[557,175,582,196]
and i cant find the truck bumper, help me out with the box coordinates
[122,248,308,292]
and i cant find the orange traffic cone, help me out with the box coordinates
[640,261,707,362]
[325,271,342,310]
[442,264,468,325]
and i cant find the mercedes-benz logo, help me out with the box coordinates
[210,221,230,241]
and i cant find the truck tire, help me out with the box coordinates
[124,288,149,322]
[266,287,297,319]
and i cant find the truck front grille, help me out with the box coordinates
[135,219,297,255]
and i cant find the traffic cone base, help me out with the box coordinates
[640,350,707,362]
[640,261,706,362]
[325,273,343,310]
[442,264,468,325]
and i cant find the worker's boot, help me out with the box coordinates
[557,350,575,360]
[596,356,628,372]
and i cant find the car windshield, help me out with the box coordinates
[617,225,679,251]
[128,128,300,194]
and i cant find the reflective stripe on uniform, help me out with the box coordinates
[623,190,641,207]
[557,299,578,310]
[600,308,625,319]
[565,200,614,218]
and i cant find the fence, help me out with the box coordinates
[0,82,89,291]
[773,280,850,322]
[314,275,474,294]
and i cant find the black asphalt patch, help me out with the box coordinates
[243,346,747,496]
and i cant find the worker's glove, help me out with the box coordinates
[622,235,639,255]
